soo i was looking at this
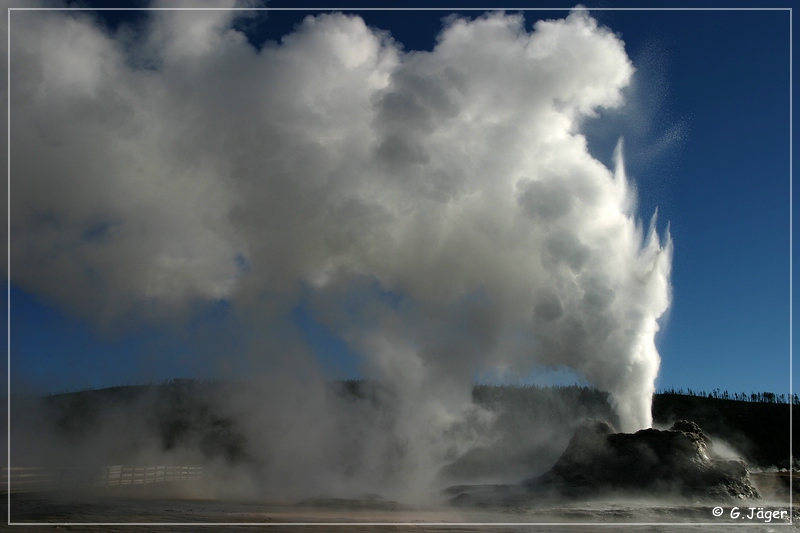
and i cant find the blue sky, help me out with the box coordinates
[587,8,791,395]
[6,3,794,403]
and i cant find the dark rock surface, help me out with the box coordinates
[448,419,760,507]
[527,419,760,500]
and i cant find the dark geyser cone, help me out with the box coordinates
[447,419,759,507]
[527,419,760,500]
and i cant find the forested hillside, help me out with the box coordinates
[11,380,796,479]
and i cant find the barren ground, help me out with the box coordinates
[5,473,799,533]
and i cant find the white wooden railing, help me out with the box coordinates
[1,465,204,493]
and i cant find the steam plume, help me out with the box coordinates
[9,6,672,490]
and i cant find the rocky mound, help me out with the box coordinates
[448,419,760,507]
[526,419,760,500]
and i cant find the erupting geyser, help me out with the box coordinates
[12,5,672,496]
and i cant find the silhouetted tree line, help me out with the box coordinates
[659,387,798,405]
[33,379,797,469]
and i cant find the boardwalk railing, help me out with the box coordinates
[2,465,204,494]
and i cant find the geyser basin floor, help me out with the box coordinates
[9,494,798,532]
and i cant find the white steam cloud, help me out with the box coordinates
[10,5,672,490]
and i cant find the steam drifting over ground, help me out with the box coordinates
[10,5,672,499]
